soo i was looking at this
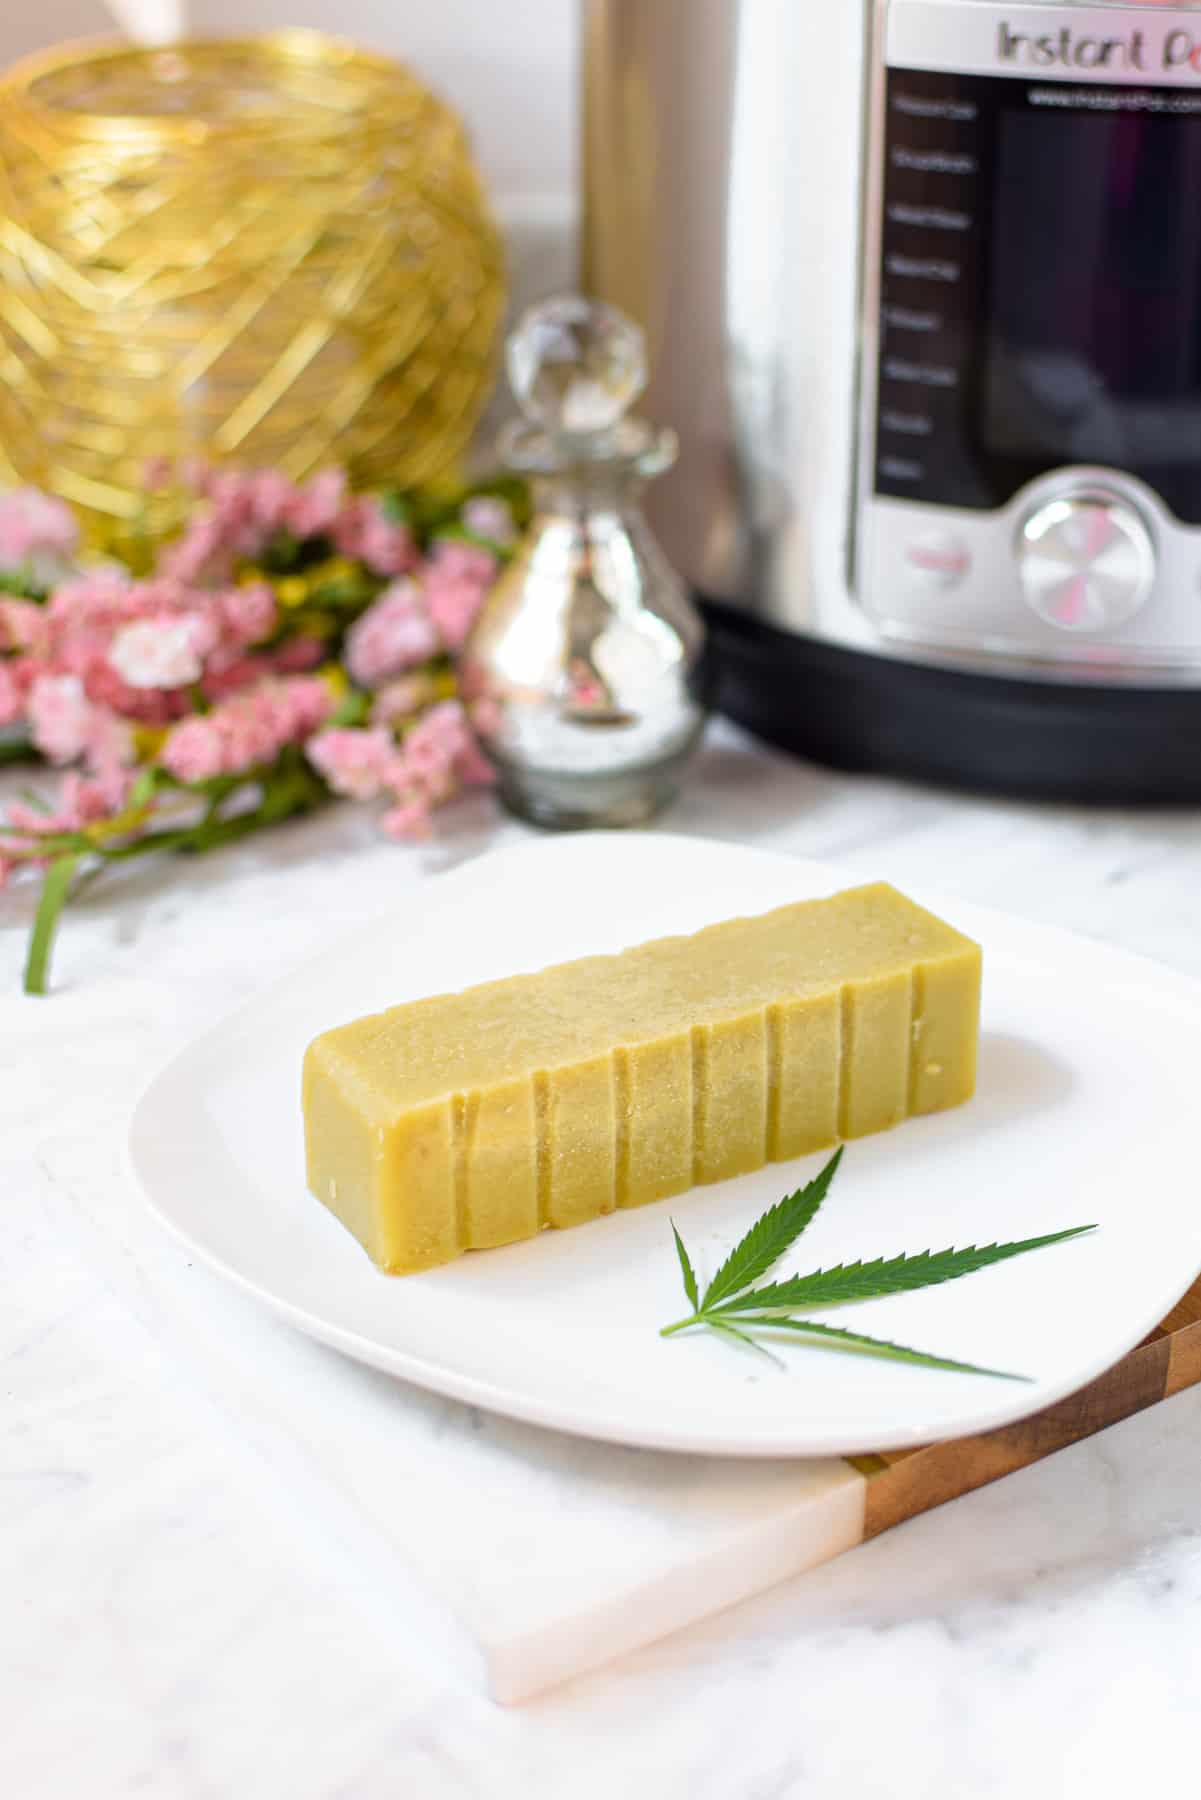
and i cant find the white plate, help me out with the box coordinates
[131,832,1201,1457]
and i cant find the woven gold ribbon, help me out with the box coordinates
[0,31,505,546]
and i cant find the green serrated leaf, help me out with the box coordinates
[702,1146,844,1310]
[670,1222,699,1312]
[751,1317,1030,1382]
[707,1318,784,1367]
[711,1224,1096,1318]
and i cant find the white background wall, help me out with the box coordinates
[0,0,579,212]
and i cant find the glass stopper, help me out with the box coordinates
[506,295,647,436]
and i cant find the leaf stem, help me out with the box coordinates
[659,1314,707,1339]
[24,852,81,996]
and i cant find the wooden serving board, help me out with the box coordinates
[42,1125,1201,1706]
[848,1276,1201,1539]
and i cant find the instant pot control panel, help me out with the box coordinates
[858,0,1201,671]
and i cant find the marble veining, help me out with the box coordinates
[5,719,1201,1798]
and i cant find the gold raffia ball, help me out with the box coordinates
[0,32,505,546]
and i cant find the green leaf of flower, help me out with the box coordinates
[701,1146,843,1310]
[127,766,159,809]
[326,688,371,729]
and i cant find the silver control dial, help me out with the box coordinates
[1017,489,1155,634]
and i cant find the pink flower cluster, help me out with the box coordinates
[0,488,79,575]
[25,674,134,773]
[341,540,498,687]
[1,570,285,739]
[159,465,416,585]
[306,700,493,840]
[160,676,333,784]
[0,473,512,909]
[0,765,137,887]
[344,580,439,687]
[423,540,499,650]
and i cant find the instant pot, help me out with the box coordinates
[582,0,1201,800]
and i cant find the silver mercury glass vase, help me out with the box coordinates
[461,295,708,829]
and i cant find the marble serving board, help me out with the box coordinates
[36,1126,1201,1705]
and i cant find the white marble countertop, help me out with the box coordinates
[5,717,1201,1799]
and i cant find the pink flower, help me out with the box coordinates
[200,635,323,701]
[0,599,51,655]
[462,495,517,546]
[60,766,134,822]
[306,726,402,801]
[304,700,492,842]
[0,661,22,727]
[160,715,223,782]
[82,662,184,726]
[1,799,50,838]
[412,698,494,789]
[283,675,337,737]
[389,700,494,806]
[370,673,437,726]
[285,469,347,541]
[0,487,79,568]
[466,693,504,739]
[27,674,93,762]
[345,581,439,687]
[453,734,496,790]
[107,614,214,690]
[48,569,136,630]
[161,504,245,586]
[422,540,498,651]
[217,582,277,650]
[248,470,296,535]
[429,539,498,587]
[333,496,415,576]
[1,766,133,858]
[424,576,488,652]
[380,796,433,841]
[274,635,324,673]
[41,574,166,719]
[27,673,135,770]
[159,675,333,784]
[359,509,416,577]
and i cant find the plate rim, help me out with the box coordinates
[129,830,1201,1458]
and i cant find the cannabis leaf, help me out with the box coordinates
[702,1146,843,1309]
[713,1228,1094,1318]
[670,1222,699,1312]
[751,1318,1028,1382]
[661,1148,1094,1380]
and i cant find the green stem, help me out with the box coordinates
[24,852,82,996]
[659,1314,705,1338]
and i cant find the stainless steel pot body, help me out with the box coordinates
[582,0,1201,692]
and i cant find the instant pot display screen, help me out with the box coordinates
[875,72,1201,520]
[985,108,1201,519]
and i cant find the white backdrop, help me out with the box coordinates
[0,0,578,210]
